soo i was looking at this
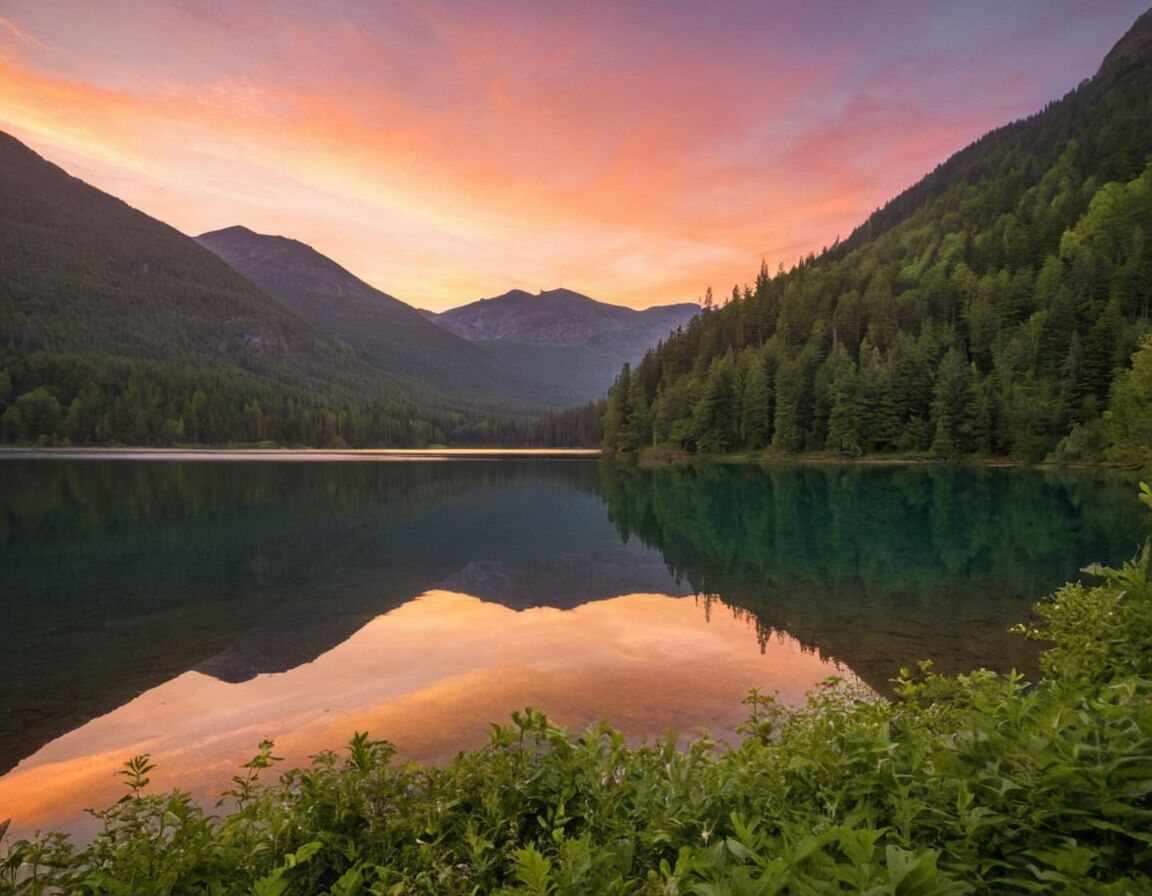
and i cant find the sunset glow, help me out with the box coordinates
[0,1,1144,310]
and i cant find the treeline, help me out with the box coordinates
[603,32,1152,463]
[505,400,603,448]
[0,350,474,447]
[0,350,601,448]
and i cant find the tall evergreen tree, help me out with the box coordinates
[693,353,740,453]
[739,350,772,450]
[930,348,975,458]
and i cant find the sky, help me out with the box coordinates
[0,1,1147,311]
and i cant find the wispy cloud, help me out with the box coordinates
[0,15,46,51]
[0,0,1146,309]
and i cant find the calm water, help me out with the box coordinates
[0,455,1145,838]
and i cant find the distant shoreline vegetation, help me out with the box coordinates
[622,445,1148,471]
[0,354,605,451]
[3,488,1151,893]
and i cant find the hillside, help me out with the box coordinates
[197,230,680,409]
[0,132,577,446]
[602,9,1152,462]
[0,135,328,366]
[195,227,539,407]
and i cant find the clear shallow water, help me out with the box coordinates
[0,456,1145,839]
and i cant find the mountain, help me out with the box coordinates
[195,226,536,407]
[431,288,699,404]
[602,8,1152,463]
[838,9,1152,258]
[195,228,697,408]
[0,134,323,365]
[433,287,698,352]
[0,131,509,447]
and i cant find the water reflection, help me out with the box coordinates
[0,457,1145,839]
[1,459,676,772]
[599,463,1146,688]
[0,590,848,840]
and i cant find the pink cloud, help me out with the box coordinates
[0,1,1146,309]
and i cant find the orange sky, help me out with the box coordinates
[0,1,1145,310]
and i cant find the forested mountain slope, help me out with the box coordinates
[197,227,551,408]
[603,9,1152,463]
[0,132,527,446]
[196,229,675,409]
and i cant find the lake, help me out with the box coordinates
[0,453,1145,840]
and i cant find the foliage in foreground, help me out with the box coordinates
[3,494,1152,894]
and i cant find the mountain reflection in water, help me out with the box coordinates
[0,589,848,839]
[0,457,1144,838]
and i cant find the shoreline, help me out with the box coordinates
[0,444,1142,474]
[621,447,1145,473]
[0,446,602,461]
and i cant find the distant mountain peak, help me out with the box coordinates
[196,227,696,407]
[432,287,698,347]
[472,287,603,309]
[195,226,507,385]
[198,225,319,257]
[197,226,365,289]
[203,224,257,239]
[476,288,534,304]
[537,287,598,303]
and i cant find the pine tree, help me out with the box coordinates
[601,363,633,454]
[623,373,652,451]
[693,353,739,453]
[1105,335,1152,465]
[858,342,902,451]
[824,345,863,454]
[1083,297,1124,401]
[930,348,975,458]
[739,350,771,450]
[772,357,804,452]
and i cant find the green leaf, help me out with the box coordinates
[512,845,556,896]
[885,846,940,895]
